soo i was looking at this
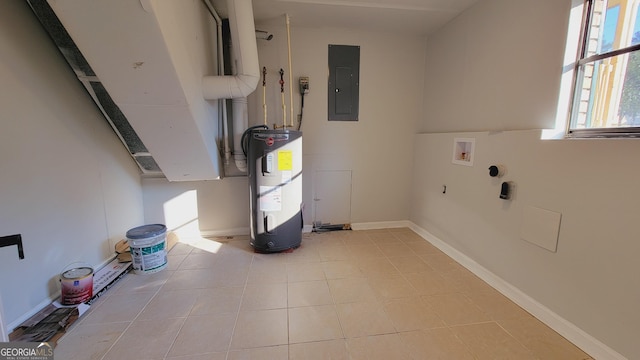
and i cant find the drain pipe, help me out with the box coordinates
[201,0,231,165]
[202,0,259,172]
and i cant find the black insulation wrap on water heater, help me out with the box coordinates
[241,125,270,157]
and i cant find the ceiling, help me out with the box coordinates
[216,0,479,36]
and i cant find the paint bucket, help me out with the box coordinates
[126,224,167,274]
[60,265,94,305]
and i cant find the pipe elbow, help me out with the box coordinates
[202,0,259,100]
[234,154,247,172]
[202,74,259,99]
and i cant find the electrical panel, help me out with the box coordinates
[328,44,360,121]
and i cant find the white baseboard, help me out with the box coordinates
[199,227,250,238]
[350,220,412,231]
[408,222,626,360]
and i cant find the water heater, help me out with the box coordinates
[247,129,303,252]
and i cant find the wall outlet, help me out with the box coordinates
[299,76,309,94]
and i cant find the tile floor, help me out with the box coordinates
[54,228,593,360]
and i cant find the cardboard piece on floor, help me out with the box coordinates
[9,258,131,346]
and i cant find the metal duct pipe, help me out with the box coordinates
[201,0,231,165]
[232,97,249,172]
[202,0,259,100]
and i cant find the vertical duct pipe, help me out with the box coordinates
[201,0,231,165]
[202,0,259,172]
[202,0,259,99]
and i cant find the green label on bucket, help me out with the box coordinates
[141,242,165,255]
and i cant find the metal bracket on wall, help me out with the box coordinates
[0,234,24,260]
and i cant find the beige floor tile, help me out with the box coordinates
[167,314,236,357]
[451,322,537,360]
[168,243,194,256]
[289,339,349,360]
[165,352,226,360]
[288,304,343,343]
[404,271,458,296]
[499,317,592,360]
[318,244,351,261]
[190,286,243,316]
[231,309,288,349]
[422,293,491,326]
[399,328,475,360]
[102,317,185,359]
[366,231,399,242]
[405,240,441,254]
[377,242,415,257]
[288,280,333,307]
[387,255,433,274]
[369,275,417,300]
[419,251,466,273]
[162,269,224,291]
[335,301,396,338]
[112,270,172,294]
[441,268,495,293]
[347,333,412,360]
[327,277,377,304]
[283,245,322,263]
[138,288,197,320]
[355,257,401,278]
[53,230,588,360]
[342,234,375,245]
[286,262,325,282]
[247,260,287,284]
[214,250,253,266]
[54,322,129,360]
[177,252,219,270]
[209,264,250,287]
[227,345,289,359]
[187,238,226,254]
[165,254,187,271]
[465,288,532,321]
[368,233,403,245]
[382,296,445,331]
[346,243,385,260]
[393,231,426,243]
[81,291,155,325]
[241,282,287,310]
[322,260,364,279]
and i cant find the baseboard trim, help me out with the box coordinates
[199,227,250,238]
[350,220,412,231]
[408,222,626,360]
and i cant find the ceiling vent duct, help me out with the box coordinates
[27,0,162,176]
[27,0,260,181]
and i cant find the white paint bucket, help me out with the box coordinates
[126,224,167,274]
[60,266,93,305]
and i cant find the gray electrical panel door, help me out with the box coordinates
[328,44,359,121]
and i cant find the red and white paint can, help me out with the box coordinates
[60,266,93,305]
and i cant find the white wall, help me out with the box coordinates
[141,177,250,238]
[251,24,425,224]
[143,24,425,232]
[421,0,570,133]
[413,0,639,358]
[0,1,144,330]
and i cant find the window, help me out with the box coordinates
[568,0,640,137]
